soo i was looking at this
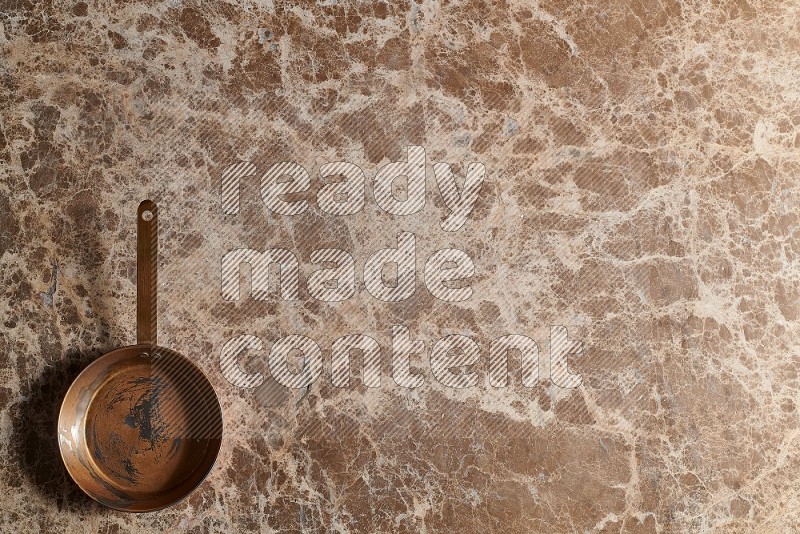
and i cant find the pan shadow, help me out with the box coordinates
[10,347,106,514]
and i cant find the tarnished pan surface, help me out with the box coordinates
[58,344,223,512]
[58,344,223,511]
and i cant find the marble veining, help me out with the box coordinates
[1,0,799,532]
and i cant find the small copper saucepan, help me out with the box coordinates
[58,200,223,512]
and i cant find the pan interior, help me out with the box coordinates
[65,346,223,508]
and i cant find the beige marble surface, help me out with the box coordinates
[1,0,800,532]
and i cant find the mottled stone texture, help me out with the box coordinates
[1,0,799,532]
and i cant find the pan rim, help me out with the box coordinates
[57,344,224,513]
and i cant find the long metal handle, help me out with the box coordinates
[137,200,158,346]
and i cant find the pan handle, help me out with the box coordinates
[137,200,158,346]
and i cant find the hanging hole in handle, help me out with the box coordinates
[142,210,154,221]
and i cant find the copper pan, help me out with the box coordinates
[58,200,223,512]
